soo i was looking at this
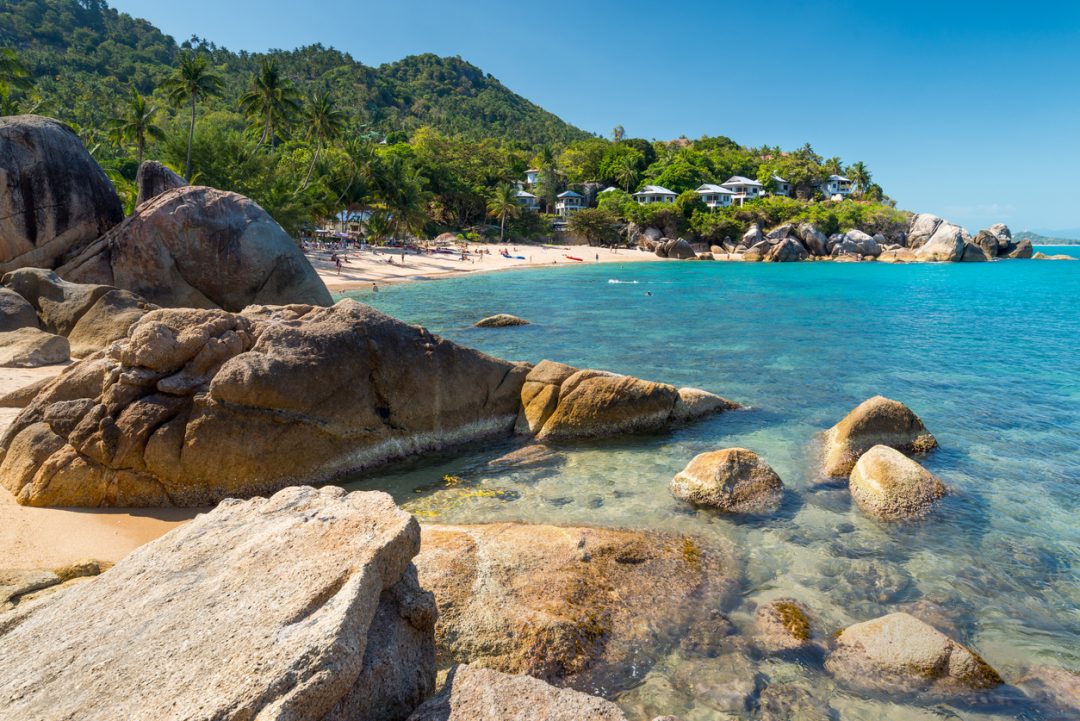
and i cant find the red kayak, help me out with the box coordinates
[564,255,584,262]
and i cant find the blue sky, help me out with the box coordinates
[111,0,1080,235]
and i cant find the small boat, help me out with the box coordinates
[564,255,584,262]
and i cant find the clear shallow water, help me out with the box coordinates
[342,249,1079,720]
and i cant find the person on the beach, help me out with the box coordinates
[335,256,342,274]
[372,283,378,293]
[595,253,599,262]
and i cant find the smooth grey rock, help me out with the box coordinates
[764,237,808,262]
[134,160,186,207]
[906,213,943,249]
[797,223,829,256]
[915,220,967,262]
[972,229,1000,258]
[1006,238,1033,258]
[0,287,39,331]
[960,242,991,262]
[742,223,763,246]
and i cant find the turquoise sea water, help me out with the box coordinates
[343,249,1079,720]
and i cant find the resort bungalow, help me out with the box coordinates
[598,186,619,195]
[771,175,792,197]
[515,189,539,211]
[720,176,764,205]
[821,174,853,198]
[694,184,736,209]
[555,190,584,217]
[633,185,677,205]
[524,168,540,186]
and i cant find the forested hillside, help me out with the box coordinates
[0,0,589,147]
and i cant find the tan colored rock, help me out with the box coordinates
[58,185,332,310]
[517,360,734,441]
[414,523,737,693]
[1006,239,1033,258]
[959,242,990,262]
[823,396,937,476]
[2,268,111,335]
[825,612,1002,696]
[670,448,783,513]
[66,288,156,357]
[1033,251,1076,260]
[877,247,919,263]
[755,598,814,651]
[1017,665,1080,716]
[0,301,528,507]
[0,115,123,274]
[405,665,628,721]
[849,445,946,520]
[0,486,435,721]
[0,327,69,367]
[764,237,809,262]
[474,313,530,327]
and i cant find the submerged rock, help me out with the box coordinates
[670,448,784,513]
[825,612,1002,697]
[516,360,734,442]
[1016,665,1080,717]
[849,445,946,520]
[0,327,69,367]
[406,665,628,721]
[58,185,332,310]
[758,684,832,721]
[0,301,528,507]
[413,523,738,693]
[754,598,815,652]
[0,486,436,721]
[0,115,123,274]
[823,395,937,477]
[134,159,186,206]
[1032,251,1077,260]
[474,313,530,327]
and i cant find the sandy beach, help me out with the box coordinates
[309,243,663,292]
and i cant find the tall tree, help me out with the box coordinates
[0,47,33,115]
[535,145,560,212]
[238,58,300,148]
[614,153,640,193]
[611,124,624,142]
[162,51,222,180]
[847,161,871,195]
[110,89,165,165]
[487,184,521,243]
[823,156,844,176]
[298,89,345,190]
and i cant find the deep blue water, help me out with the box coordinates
[342,249,1079,720]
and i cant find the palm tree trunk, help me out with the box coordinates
[185,94,196,181]
[300,144,321,191]
[137,133,144,166]
[500,211,506,242]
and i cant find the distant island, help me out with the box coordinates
[1013,231,1080,246]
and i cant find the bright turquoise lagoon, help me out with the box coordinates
[343,249,1079,720]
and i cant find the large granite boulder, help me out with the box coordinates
[0,300,529,506]
[474,313,529,328]
[849,445,946,520]
[971,229,1000,258]
[670,448,784,513]
[742,223,763,246]
[406,665,628,721]
[58,185,332,311]
[763,237,808,262]
[0,327,69,367]
[823,396,937,476]
[1006,238,1033,258]
[987,223,1013,251]
[960,242,991,262]
[0,486,436,721]
[134,160,186,206]
[516,360,735,442]
[825,612,1002,696]
[765,223,794,241]
[657,238,695,260]
[0,115,123,274]
[414,523,738,693]
[742,241,769,261]
[845,229,882,257]
[906,213,943,249]
[915,220,967,262]
[877,247,919,263]
[797,223,829,256]
[0,287,38,331]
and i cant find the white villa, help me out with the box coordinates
[720,176,764,204]
[598,186,619,195]
[694,184,736,208]
[821,174,853,198]
[515,189,539,211]
[555,190,584,217]
[772,175,792,197]
[524,168,540,186]
[633,185,677,204]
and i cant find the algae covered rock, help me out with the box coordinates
[825,612,1002,697]
[406,664,629,721]
[823,395,937,476]
[474,313,530,328]
[413,523,738,693]
[0,486,436,721]
[754,597,815,651]
[670,448,783,513]
[849,444,946,520]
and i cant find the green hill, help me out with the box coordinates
[0,0,590,148]
[1013,231,1080,246]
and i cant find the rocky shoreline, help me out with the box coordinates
[1,112,1077,720]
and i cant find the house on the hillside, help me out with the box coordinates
[771,175,792,197]
[821,174,853,198]
[515,189,539,211]
[633,185,677,205]
[525,168,540,186]
[555,190,584,217]
[720,176,764,205]
[695,184,736,209]
[598,186,619,195]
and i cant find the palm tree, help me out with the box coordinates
[487,184,521,243]
[847,161,872,195]
[611,124,624,142]
[0,48,33,115]
[364,209,392,246]
[298,89,345,190]
[614,153,639,193]
[823,156,844,176]
[110,89,165,165]
[238,59,300,148]
[162,51,223,180]
[376,156,430,240]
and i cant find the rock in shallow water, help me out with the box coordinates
[754,597,815,652]
[0,486,436,721]
[849,444,946,520]
[823,395,937,477]
[825,612,1002,697]
[474,313,530,327]
[670,448,784,514]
